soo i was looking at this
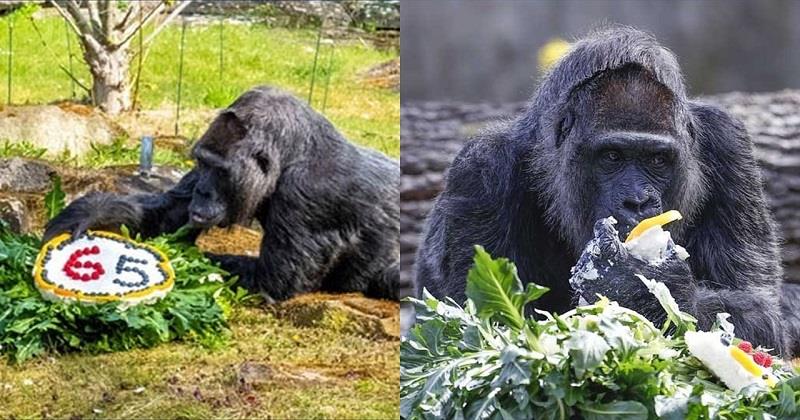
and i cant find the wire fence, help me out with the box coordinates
[0,5,392,138]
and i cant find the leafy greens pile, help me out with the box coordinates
[0,222,250,363]
[401,246,800,419]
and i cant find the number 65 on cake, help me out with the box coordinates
[33,231,175,305]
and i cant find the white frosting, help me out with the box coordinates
[684,331,770,392]
[35,232,173,305]
[624,226,689,264]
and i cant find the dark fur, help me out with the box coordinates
[45,86,400,301]
[416,27,798,356]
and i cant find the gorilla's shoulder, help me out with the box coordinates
[690,102,747,134]
[447,123,519,197]
[689,101,754,161]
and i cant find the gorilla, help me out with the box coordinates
[44,86,400,301]
[415,27,799,355]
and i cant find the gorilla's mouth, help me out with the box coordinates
[189,211,224,228]
[615,220,636,241]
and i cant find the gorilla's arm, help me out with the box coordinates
[677,104,787,352]
[577,104,787,353]
[415,130,519,302]
[43,170,200,242]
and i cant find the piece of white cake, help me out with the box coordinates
[684,330,776,392]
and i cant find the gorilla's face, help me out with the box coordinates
[186,112,246,229]
[580,69,683,240]
[187,109,280,229]
[188,156,233,228]
[588,131,677,238]
[549,66,689,247]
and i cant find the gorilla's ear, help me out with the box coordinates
[554,107,574,149]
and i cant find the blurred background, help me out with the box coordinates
[401,0,800,102]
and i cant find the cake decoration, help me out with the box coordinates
[685,330,778,392]
[33,231,174,305]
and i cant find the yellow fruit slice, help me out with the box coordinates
[729,346,764,378]
[624,210,683,243]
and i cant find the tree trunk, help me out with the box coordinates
[84,44,131,115]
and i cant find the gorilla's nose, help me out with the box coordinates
[622,194,661,220]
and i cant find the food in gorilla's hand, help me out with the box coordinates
[624,210,683,242]
[570,211,690,306]
[623,210,689,264]
[685,330,777,392]
[34,231,174,305]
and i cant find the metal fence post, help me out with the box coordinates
[174,20,187,137]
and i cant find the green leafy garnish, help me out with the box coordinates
[0,221,250,363]
[402,247,800,419]
[43,175,66,221]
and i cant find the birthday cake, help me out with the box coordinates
[685,330,777,392]
[33,231,174,305]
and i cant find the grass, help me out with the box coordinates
[0,306,399,419]
[0,13,399,158]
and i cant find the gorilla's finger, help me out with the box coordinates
[70,221,90,239]
[592,218,624,259]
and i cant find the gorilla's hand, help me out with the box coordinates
[569,218,693,309]
[43,193,143,243]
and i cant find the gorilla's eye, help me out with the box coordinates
[651,154,668,168]
[603,150,621,163]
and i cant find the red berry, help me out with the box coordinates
[737,341,753,353]
[81,273,90,281]
[91,272,100,280]
[753,351,773,367]
[762,354,773,368]
[91,246,100,254]
[74,261,82,268]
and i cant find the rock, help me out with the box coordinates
[273,293,400,340]
[0,158,56,193]
[0,158,186,233]
[0,104,123,157]
[113,165,186,195]
[237,361,332,391]
[0,196,29,233]
[237,361,278,390]
[361,59,400,91]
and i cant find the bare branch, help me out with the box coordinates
[48,1,82,38]
[98,0,113,36]
[141,1,193,47]
[58,63,92,94]
[54,1,101,46]
[86,1,103,37]
[28,15,91,95]
[115,1,167,48]
[115,2,137,32]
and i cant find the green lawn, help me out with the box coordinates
[0,14,399,157]
[0,306,399,419]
